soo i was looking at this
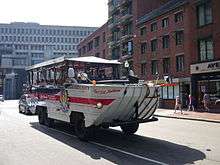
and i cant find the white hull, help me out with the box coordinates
[44,84,159,127]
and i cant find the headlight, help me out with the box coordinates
[96,102,103,109]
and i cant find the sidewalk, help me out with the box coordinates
[154,108,220,123]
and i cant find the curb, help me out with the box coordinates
[154,114,220,124]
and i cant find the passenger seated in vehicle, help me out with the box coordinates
[67,68,78,84]
[39,79,47,86]
[77,72,89,83]
[99,71,107,80]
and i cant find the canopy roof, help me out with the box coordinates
[26,56,121,71]
[68,56,121,65]
[26,56,65,71]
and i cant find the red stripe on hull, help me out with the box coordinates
[68,97,114,105]
[35,93,114,106]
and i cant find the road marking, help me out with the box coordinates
[48,127,168,165]
[91,141,168,165]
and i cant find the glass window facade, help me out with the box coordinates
[197,1,212,26]
[176,55,184,72]
[199,37,214,61]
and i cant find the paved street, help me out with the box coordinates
[0,101,220,165]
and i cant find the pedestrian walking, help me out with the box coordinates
[203,93,210,112]
[174,96,183,114]
[188,94,195,111]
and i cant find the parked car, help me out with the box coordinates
[19,94,39,115]
[0,95,4,102]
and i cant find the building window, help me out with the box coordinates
[199,37,214,61]
[140,27,147,36]
[175,11,183,22]
[141,42,147,54]
[162,35,170,48]
[94,36,100,47]
[161,85,179,99]
[112,47,120,60]
[151,22,157,32]
[151,39,157,52]
[141,63,147,76]
[163,58,170,74]
[151,60,158,75]
[88,41,93,51]
[175,31,184,45]
[176,55,184,72]
[162,18,169,28]
[197,1,212,27]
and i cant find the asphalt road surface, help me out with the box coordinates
[0,100,220,165]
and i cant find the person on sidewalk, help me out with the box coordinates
[203,93,210,112]
[174,96,183,114]
[188,94,195,111]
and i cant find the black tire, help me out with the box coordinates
[120,123,139,135]
[45,117,55,128]
[74,117,92,141]
[38,108,45,125]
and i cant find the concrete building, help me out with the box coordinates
[78,23,109,59]
[134,0,220,109]
[0,22,97,99]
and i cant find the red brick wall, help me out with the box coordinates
[134,4,189,81]
[134,0,171,19]
[187,0,220,63]
[134,0,220,81]
[78,23,110,59]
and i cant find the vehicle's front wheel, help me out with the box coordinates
[120,123,139,135]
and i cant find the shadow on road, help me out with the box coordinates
[30,122,205,165]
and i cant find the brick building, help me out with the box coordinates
[134,0,220,109]
[78,23,109,59]
[78,0,220,109]
[108,0,170,69]
[189,0,220,110]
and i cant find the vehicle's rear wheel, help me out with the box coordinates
[74,117,93,141]
[45,116,54,128]
[120,123,139,135]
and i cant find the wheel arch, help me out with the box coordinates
[70,111,85,124]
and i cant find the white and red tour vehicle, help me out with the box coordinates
[26,56,159,140]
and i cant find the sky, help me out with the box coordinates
[0,0,108,27]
